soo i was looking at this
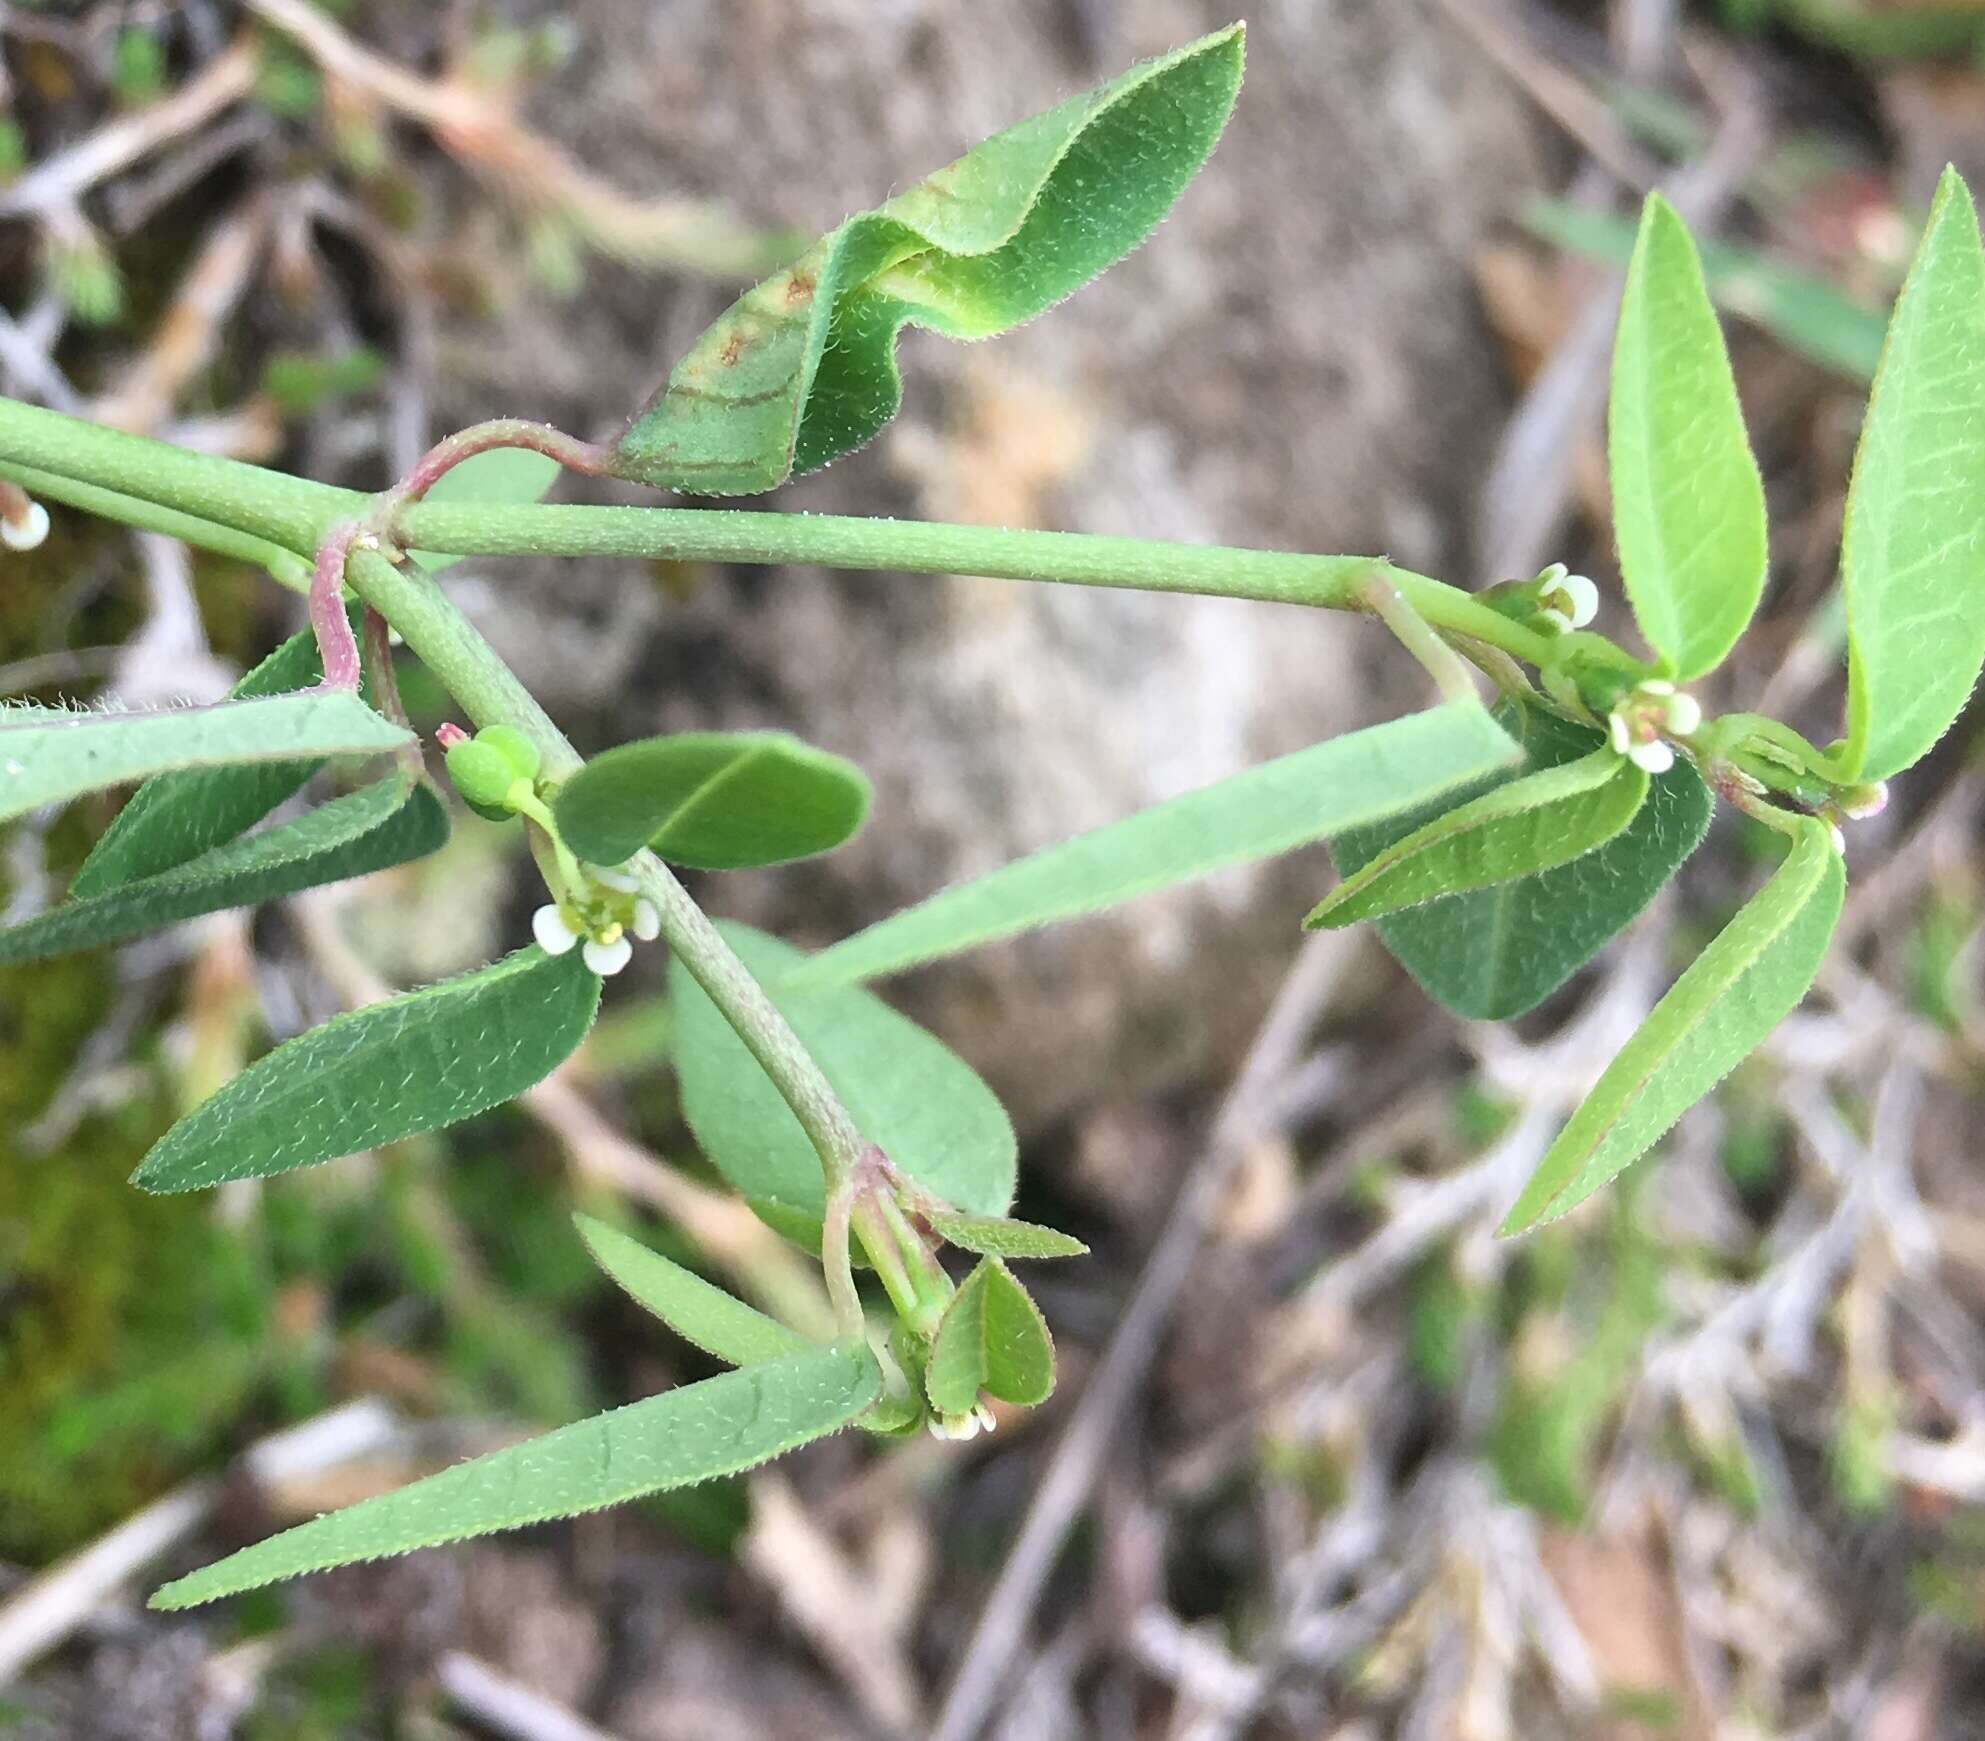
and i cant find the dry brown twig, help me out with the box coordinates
[243,0,787,279]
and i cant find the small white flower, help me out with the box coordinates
[583,934,634,977]
[1830,824,1847,855]
[591,866,641,894]
[631,898,661,942]
[1663,692,1702,737]
[1628,739,1675,775]
[974,1402,998,1435]
[1639,678,1675,697]
[926,1411,983,1442]
[1,501,49,552]
[1549,571,1599,629]
[1536,607,1573,634]
[1608,711,1631,756]
[532,904,581,955]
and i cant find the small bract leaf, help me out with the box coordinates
[790,702,1520,988]
[612,27,1244,494]
[1839,166,1985,783]
[1337,704,1714,1020]
[409,448,561,573]
[926,1209,1088,1261]
[2,691,406,827]
[574,1214,810,1367]
[925,1259,1055,1415]
[1501,819,1844,1234]
[1610,194,1769,680]
[133,945,600,1192]
[1305,748,1644,929]
[671,923,1014,1238]
[0,775,446,965]
[149,1340,880,1608]
[71,614,352,896]
[553,732,871,871]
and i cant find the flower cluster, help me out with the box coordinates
[1606,679,1700,775]
[927,1402,999,1441]
[533,868,660,978]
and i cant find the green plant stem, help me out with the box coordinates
[394,501,1556,666]
[0,460,313,590]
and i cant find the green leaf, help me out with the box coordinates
[925,1259,1055,1414]
[133,946,601,1192]
[409,449,562,573]
[789,703,1520,988]
[1501,818,1844,1234]
[671,922,1014,1237]
[1839,166,1985,784]
[1305,749,1645,929]
[2,691,408,827]
[611,27,1244,494]
[0,775,446,965]
[1609,194,1769,681]
[71,616,353,897]
[149,1340,880,1608]
[553,732,871,871]
[574,1213,810,1367]
[927,1209,1088,1261]
[1338,705,1714,1021]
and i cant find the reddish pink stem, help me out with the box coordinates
[309,520,364,692]
[380,419,612,546]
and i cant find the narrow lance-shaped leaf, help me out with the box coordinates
[150,1340,881,1609]
[789,702,1520,989]
[1337,703,1715,1021]
[575,1214,810,1368]
[1609,193,1769,681]
[2,691,408,826]
[611,27,1245,494]
[1502,818,1844,1234]
[926,1208,1088,1261]
[1306,748,1645,929]
[553,732,871,871]
[925,1259,1056,1415]
[133,946,601,1192]
[1838,165,1985,784]
[671,922,1015,1242]
[0,774,447,965]
[71,609,362,896]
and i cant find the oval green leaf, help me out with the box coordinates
[133,945,601,1192]
[1305,748,1645,929]
[671,922,1014,1238]
[149,1340,880,1609]
[925,1259,1055,1415]
[0,774,446,965]
[575,1213,810,1368]
[553,731,871,871]
[789,702,1520,989]
[611,27,1244,494]
[1501,818,1844,1234]
[926,1209,1088,1262]
[71,614,354,897]
[3,690,408,827]
[1336,704,1714,1021]
[1839,166,1985,783]
[1609,194,1769,681]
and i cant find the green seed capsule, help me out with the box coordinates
[478,724,542,784]
[446,738,521,819]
